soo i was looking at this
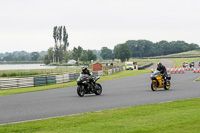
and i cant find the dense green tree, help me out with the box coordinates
[3,53,13,61]
[80,50,88,62]
[126,40,199,57]
[1,51,44,62]
[43,47,54,65]
[100,47,113,60]
[53,26,58,44]
[63,26,69,51]
[44,54,50,65]
[30,52,40,61]
[80,50,97,62]
[92,50,103,60]
[87,50,97,61]
[72,46,83,63]
[114,43,131,62]
[63,50,73,63]
[52,26,69,62]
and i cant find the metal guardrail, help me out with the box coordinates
[0,77,34,89]
[138,63,154,70]
[108,66,125,75]
[0,71,104,90]
[56,74,69,83]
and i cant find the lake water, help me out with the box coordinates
[0,64,82,70]
[0,64,57,70]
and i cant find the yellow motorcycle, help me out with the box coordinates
[150,70,171,91]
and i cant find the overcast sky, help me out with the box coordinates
[0,0,200,53]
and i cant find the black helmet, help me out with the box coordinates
[82,66,87,71]
[157,62,162,68]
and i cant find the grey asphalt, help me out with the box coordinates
[0,63,200,125]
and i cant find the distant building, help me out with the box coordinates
[92,63,102,71]
[67,60,76,64]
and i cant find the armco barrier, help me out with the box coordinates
[108,69,113,75]
[34,76,47,86]
[98,71,103,76]
[0,70,107,90]
[119,66,123,71]
[107,66,125,75]
[55,75,64,83]
[47,76,56,85]
[0,77,34,89]
[138,63,154,70]
[92,71,98,76]
[56,74,69,83]
[69,73,75,81]
[74,73,80,79]
[63,74,70,82]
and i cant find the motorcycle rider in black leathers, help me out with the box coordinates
[157,62,167,84]
[81,66,95,92]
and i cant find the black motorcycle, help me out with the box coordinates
[77,74,102,97]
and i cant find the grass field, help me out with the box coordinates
[0,70,150,96]
[1,98,199,132]
[155,49,200,58]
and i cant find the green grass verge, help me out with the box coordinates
[0,70,150,96]
[129,58,159,66]
[1,98,200,132]
[196,78,200,81]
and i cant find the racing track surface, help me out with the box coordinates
[0,62,200,125]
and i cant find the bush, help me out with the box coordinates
[49,63,78,66]
[1,73,7,77]
[0,72,39,77]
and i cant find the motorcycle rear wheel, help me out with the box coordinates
[94,83,102,95]
[151,81,157,91]
[77,85,85,97]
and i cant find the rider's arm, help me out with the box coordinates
[87,70,92,76]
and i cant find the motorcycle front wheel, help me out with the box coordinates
[94,83,102,95]
[164,81,171,90]
[151,81,157,91]
[77,85,85,97]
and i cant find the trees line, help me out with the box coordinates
[0,51,46,62]
[101,40,200,62]
[1,39,199,63]
[126,40,199,57]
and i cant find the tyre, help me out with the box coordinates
[164,81,170,90]
[151,81,157,91]
[77,85,85,97]
[94,83,102,95]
